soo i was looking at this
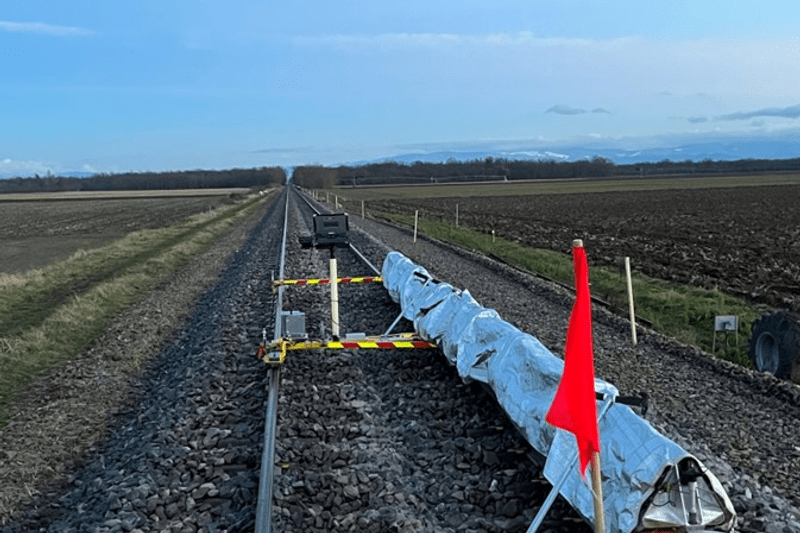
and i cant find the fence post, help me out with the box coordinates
[625,257,637,346]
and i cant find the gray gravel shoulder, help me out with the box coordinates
[0,196,280,530]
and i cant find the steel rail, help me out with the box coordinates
[294,187,381,276]
[295,186,322,216]
[347,243,381,276]
[254,186,384,531]
[255,186,290,533]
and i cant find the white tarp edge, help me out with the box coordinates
[382,251,735,533]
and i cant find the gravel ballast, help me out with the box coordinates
[347,207,800,533]
[1,187,799,533]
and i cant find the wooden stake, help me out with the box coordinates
[456,203,459,227]
[413,210,419,243]
[591,452,606,533]
[625,257,637,345]
[361,200,365,219]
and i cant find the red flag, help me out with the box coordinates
[545,240,600,476]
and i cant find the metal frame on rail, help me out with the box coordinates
[254,187,434,533]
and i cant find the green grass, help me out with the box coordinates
[378,211,762,368]
[0,193,271,424]
[0,198,257,338]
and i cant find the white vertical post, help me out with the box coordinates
[492,229,495,243]
[361,200,365,219]
[330,254,340,337]
[625,257,637,346]
[413,210,419,243]
[335,195,339,209]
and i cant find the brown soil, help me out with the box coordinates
[371,183,800,312]
[0,196,232,273]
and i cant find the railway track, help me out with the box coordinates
[1,190,288,532]
[261,188,594,533]
[3,185,799,532]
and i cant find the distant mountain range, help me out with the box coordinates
[4,130,800,179]
[368,131,800,166]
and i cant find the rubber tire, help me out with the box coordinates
[747,311,800,379]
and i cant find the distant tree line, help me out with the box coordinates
[0,167,287,194]
[291,156,800,188]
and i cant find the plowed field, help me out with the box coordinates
[0,194,237,273]
[370,183,800,313]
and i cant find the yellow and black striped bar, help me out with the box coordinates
[273,276,382,287]
[260,334,436,364]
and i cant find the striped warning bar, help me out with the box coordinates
[275,338,435,351]
[262,335,436,364]
[329,339,433,349]
[273,276,382,287]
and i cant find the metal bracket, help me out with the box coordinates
[526,392,617,533]
[382,310,406,338]
[259,334,436,365]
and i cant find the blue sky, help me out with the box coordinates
[2,1,800,175]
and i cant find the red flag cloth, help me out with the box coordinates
[545,241,600,477]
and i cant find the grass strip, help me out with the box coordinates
[378,212,762,368]
[0,195,268,424]
[0,201,246,337]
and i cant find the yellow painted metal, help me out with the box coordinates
[259,334,436,365]
[272,276,382,288]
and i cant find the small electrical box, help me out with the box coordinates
[281,311,306,339]
[313,213,349,247]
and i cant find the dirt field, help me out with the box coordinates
[0,194,238,273]
[368,183,800,313]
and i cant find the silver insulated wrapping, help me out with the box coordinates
[381,251,735,533]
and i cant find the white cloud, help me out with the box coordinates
[0,20,93,37]
[0,158,56,177]
[288,32,800,102]
[291,31,635,50]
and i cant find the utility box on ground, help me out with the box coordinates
[281,311,306,340]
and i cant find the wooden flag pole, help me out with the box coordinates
[527,393,616,533]
[591,452,606,532]
[536,238,606,533]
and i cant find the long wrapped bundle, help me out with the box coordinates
[382,251,735,533]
